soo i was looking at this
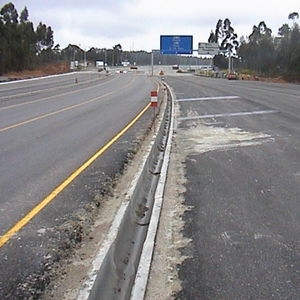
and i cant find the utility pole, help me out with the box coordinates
[228,52,231,74]
[151,51,154,76]
[104,49,107,68]
[84,49,87,69]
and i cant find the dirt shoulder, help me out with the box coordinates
[239,74,290,84]
[0,62,70,82]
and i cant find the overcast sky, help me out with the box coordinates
[3,0,299,52]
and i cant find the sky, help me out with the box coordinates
[2,0,299,52]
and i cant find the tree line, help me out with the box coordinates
[209,13,300,80]
[1,2,299,81]
[0,2,202,75]
[0,2,55,74]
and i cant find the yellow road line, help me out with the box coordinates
[0,91,113,132]
[0,75,118,112]
[0,76,135,133]
[0,102,151,248]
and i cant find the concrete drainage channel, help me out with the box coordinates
[77,82,174,300]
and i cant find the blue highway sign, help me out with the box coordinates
[160,35,193,55]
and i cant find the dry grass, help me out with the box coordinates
[4,62,70,80]
[240,74,289,83]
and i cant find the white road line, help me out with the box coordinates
[178,110,278,121]
[0,71,80,86]
[202,121,224,126]
[239,85,300,99]
[177,96,240,102]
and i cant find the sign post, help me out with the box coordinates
[150,90,158,131]
[151,90,158,107]
[151,51,154,76]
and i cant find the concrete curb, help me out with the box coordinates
[130,83,174,299]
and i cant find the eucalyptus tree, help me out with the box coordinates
[278,24,291,38]
[209,18,239,71]
[239,21,275,74]
[277,24,291,71]
[0,2,19,71]
[36,22,54,53]
[276,13,300,78]
[0,2,56,73]
[112,44,122,66]
[18,6,36,70]
[35,22,54,63]
[221,18,239,55]
[0,12,5,74]
[288,22,300,76]
[288,12,299,23]
[0,2,18,24]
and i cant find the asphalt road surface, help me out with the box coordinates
[152,75,300,300]
[0,71,155,298]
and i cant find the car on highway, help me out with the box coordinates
[227,72,238,80]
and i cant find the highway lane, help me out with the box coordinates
[147,75,300,300]
[0,72,155,237]
[0,72,102,99]
[0,71,157,298]
[168,76,300,117]
[0,75,125,131]
[0,74,117,128]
